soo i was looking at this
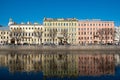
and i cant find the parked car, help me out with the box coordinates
[44,43,56,46]
[23,43,29,45]
[106,43,113,45]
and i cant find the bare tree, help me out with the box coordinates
[61,29,68,44]
[115,27,120,44]
[10,27,23,44]
[96,29,104,44]
[34,29,43,45]
[49,28,57,44]
[97,28,114,44]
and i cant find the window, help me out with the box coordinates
[102,24,103,26]
[29,33,30,36]
[81,32,83,35]
[44,23,46,26]
[84,24,86,26]
[105,24,106,26]
[90,24,92,26]
[72,23,74,26]
[66,23,68,26]
[64,23,65,26]
[90,32,92,35]
[45,34,46,37]
[45,28,46,31]
[84,32,86,35]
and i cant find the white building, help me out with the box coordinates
[9,19,43,45]
[114,27,120,44]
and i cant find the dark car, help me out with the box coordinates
[106,43,113,45]
[23,43,29,45]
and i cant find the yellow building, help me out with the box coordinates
[0,27,10,45]
[43,18,78,45]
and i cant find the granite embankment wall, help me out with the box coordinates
[0,45,120,51]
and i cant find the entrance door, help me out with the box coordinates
[11,38,15,44]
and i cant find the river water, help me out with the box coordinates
[0,50,120,80]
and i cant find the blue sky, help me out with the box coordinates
[0,0,120,26]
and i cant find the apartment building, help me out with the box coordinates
[114,26,120,44]
[6,18,116,45]
[43,18,78,45]
[8,18,43,44]
[0,27,10,45]
[78,19,114,45]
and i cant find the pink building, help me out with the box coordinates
[78,54,115,76]
[78,20,114,44]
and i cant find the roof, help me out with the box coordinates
[44,18,78,21]
[0,27,9,31]
[78,19,114,22]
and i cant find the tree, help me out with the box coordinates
[34,29,43,45]
[10,27,23,44]
[96,29,104,44]
[115,27,120,44]
[61,29,69,44]
[97,28,114,44]
[49,28,57,44]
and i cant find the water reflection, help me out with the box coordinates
[0,51,119,78]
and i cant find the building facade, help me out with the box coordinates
[43,18,78,45]
[78,20,114,45]
[9,19,43,44]
[114,26,120,44]
[0,27,10,45]
[0,18,115,45]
